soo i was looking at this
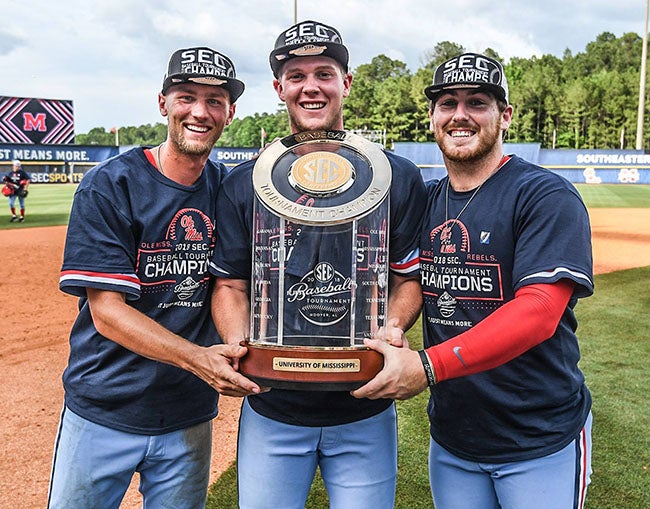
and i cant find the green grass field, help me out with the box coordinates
[207,266,650,509]
[0,184,76,229]
[0,183,648,231]
[7,182,649,507]
[574,183,650,208]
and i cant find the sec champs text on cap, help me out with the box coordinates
[424,53,509,104]
[162,47,245,102]
[269,20,349,77]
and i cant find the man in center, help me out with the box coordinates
[209,20,427,509]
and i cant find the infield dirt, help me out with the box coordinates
[1,207,648,508]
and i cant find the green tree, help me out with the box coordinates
[421,41,466,71]
[344,55,414,144]
[74,32,648,149]
[410,67,435,142]
[507,54,564,145]
[218,110,290,148]
[75,127,115,145]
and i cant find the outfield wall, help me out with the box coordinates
[0,144,259,184]
[393,142,650,184]
[1,142,649,185]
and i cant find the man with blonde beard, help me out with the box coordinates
[48,46,257,509]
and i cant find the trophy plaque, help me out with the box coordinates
[242,130,392,390]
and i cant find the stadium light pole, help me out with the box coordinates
[636,0,649,149]
[294,0,297,23]
[110,126,119,146]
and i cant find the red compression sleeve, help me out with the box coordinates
[426,280,575,383]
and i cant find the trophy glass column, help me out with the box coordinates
[242,130,392,390]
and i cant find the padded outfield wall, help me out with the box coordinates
[393,142,650,184]
[0,144,259,183]
[1,142,649,185]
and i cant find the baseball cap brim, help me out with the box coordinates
[162,74,245,102]
[270,43,349,77]
[424,82,507,102]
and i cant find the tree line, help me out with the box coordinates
[76,32,647,150]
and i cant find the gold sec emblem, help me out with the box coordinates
[288,151,355,196]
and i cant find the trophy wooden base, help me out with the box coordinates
[239,342,384,391]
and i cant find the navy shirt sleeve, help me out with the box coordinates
[385,151,427,276]
[209,160,255,279]
[511,175,593,298]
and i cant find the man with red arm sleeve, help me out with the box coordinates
[353,53,594,509]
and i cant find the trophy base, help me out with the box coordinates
[239,342,383,391]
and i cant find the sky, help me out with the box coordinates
[1,0,646,134]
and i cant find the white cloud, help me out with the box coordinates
[0,0,644,133]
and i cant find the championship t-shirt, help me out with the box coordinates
[420,155,593,462]
[59,147,224,434]
[210,150,427,426]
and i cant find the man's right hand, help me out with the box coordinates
[197,343,266,397]
[350,339,428,401]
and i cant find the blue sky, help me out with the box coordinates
[1,0,645,133]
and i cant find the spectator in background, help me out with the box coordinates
[3,159,30,222]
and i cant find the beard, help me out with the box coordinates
[436,118,503,164]
[168,122,223,158]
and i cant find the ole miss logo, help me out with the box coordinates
[23,112,46,131]
[0,96,74,144]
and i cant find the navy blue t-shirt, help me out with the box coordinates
[420,155,593,462]
[3,169,31,190]
[210,150,427,426]
[59,147,224,434]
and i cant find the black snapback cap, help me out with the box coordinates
[269,20,349,78]
[425,53,509,103]
[162,47,245,102]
